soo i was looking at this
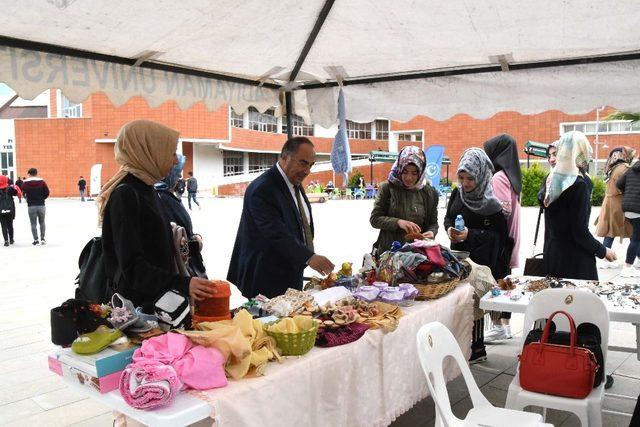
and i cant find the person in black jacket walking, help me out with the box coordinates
[21,168,49,245]
[616,159,640,276]
[78,176,87,201]
[0,175,18,246]
[15,177,23,203]
[98,120,218,313]
[444,147,511,364]
[540,131,616,280]
[186,172,200,210]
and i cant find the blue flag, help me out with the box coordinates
[425,145,445,190]
[331,89,352,178]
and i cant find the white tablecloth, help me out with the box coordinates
[190,283,474,427]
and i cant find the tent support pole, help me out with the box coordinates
[289,0,336,82]
[285,91,293,140]
[0,36,281,90]
[370,159,374,185]
[299,50,640,90]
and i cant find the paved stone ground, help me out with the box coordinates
[0,196,637,426]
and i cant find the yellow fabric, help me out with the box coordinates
[97,120,179,221]
[180,309,281,379]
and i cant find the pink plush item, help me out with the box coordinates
[133,332,227,390]
[119,360,181,410]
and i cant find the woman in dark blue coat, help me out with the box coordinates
[155,154,207,278]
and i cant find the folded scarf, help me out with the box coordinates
[119,360,181,410]
[133,332,227,390]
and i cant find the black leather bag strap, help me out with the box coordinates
[533,206,543,250]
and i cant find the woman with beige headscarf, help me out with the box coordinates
[99,120,216,313]
[540,131,616,280]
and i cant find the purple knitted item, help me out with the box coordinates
[315,323,370,347]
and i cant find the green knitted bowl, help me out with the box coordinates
[264,321,319,356]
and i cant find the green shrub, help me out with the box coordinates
[520,164,547,207]
[591,177,606,206]
[348,170,364,187]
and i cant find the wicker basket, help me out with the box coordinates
[413,278,460,300]
[264,321,319,356]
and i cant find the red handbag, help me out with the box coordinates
[519,310,599,399]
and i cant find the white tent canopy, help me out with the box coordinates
[1,0,640,127]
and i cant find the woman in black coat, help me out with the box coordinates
[540,131,615,280]
[444,148,511,364]
[98,120,217,313]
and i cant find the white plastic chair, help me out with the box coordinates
[505,289,609,427]
[417,322,551,427]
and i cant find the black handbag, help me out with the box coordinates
[51,299,112,346]
[524,206,546,276]
[524,320,604,387]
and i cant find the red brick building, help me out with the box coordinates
[2,89,639,197]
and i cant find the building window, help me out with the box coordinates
[282,114,314,136]
[560,120,640,135]
[248,107,277,133]
[248,153,278,173]
[396,132,422,142]
[375,119,389,140]
[0,152,13,180]
[346,120,372,139]
[230,108,244,128]
[223,151,244,176]
[61,95,82,118]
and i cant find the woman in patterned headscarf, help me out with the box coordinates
[370,146,439,254]
[444,147,511,364]
[541,131,616,281]
[595,147,636,268]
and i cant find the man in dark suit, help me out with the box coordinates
[227,137,335,298]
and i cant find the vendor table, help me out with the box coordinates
[62,283,474,427]
[479,276,640,359]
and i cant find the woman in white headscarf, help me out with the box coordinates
[541,131,616,280]
[444,148,511,364]
[99,120,217,313]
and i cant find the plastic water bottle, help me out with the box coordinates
[455,214,465,231]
